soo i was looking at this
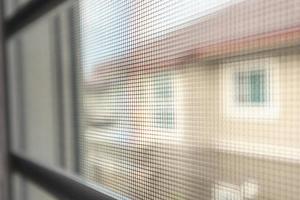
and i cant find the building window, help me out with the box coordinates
[222,58,279,120]
[235,69,268,106]
[154,72,174,129]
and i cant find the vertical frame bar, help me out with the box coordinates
[0,0,10,199]
[52,14,66,169]
[67,4,81,173]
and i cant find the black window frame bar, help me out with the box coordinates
[0,0,10,199]
[5,0,68,37]
[11,154,116,200]
[1,0,116,200]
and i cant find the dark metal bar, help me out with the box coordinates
[52,14,66,168]
[67,5,81,173]
[5,0,68,37]
[15,36,28,200]
[0,0,10,199]
[11,154,118,200]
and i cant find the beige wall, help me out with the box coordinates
[84,50,300,199]
[180,51,300,152]
[216,54,300,149]
[179,50,300,200]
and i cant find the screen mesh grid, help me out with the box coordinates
[77,0,300,199]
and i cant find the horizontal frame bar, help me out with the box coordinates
[11,154,117,200]
[5,0,68,37]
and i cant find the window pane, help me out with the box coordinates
[250,71,265,103]
[236,72,249,103]
[78,1,300,199]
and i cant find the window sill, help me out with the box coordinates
[216,140,300,163]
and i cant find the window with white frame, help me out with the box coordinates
[222,58,279,120]
[153,72,175,129]
[234,69,269,106]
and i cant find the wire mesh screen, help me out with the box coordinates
[78,0,300,199]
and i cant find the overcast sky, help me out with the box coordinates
[79,0,241,73]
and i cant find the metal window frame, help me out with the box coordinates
[11,154,116,200]
[1,0,116,200]
[0,1,10,199]
[5,0,68,37]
